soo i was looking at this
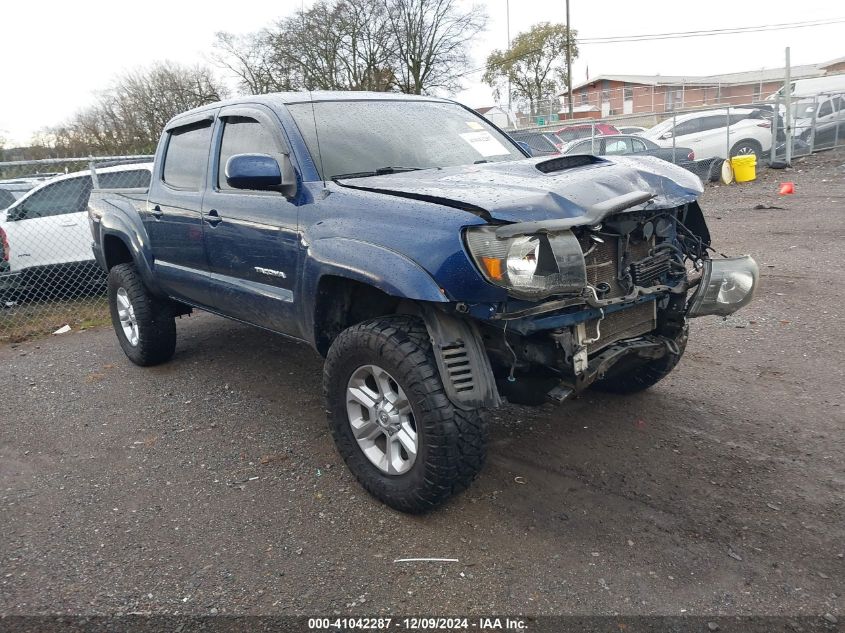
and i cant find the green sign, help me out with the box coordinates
[536,117,545,126]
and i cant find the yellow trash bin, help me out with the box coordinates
[730,155,756,183]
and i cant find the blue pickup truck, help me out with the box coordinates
[88,91,758,513]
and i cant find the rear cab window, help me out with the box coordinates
[98,169,151,189]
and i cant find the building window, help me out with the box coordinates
[665,88,684,111]
[623,84,634,100]
[580,91,589,105]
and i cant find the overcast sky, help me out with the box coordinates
[2,0,842,145]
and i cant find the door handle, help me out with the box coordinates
[150,205,163,219]
[204,209,222,227]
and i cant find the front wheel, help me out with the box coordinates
[323,315,488,513]
[107,263,176,366]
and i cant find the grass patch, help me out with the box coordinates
[1,296,111,343]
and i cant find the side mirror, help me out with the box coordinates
[225,154,286,191]
[660,132,673,140]
[515,141,533,156]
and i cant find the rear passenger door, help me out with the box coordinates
[145,113,215,305]
[200,105,302,336]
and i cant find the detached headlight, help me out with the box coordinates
[465,226,586,299]
[688,255,759,317]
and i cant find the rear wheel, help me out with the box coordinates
[107,263,176,366]
[323,315,488,513]
[730,139,762,161]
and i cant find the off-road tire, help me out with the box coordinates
[323,315,488,513]
[107,263,176,367]
[591,327,688,394]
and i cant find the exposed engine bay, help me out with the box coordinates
[459,198,757,404]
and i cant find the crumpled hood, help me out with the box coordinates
[337,155,703,223]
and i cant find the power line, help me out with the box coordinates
[457,16,845,81]
[579,17,845,44]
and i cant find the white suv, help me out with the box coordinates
[643,108,773,161]
[0,163,152,297]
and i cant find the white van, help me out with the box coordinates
[767,74,845,100]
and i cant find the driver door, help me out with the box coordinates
[200,105,303,337]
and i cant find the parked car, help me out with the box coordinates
[792,94,845,149]
[556,122,620,142]
[89,92,757,513]
[508,130,564,155]
[0,164,152,298]
[617,126,647,135]
[562,134,721,181]
[642,108,772,160]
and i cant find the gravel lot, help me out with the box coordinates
[1,151,843,620]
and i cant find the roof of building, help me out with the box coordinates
[475,106,506,114]
[561,56,844,95]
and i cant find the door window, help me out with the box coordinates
[604,138,632,154]
[217,116,280,190]
[631,138,648,152]
[15,176,92,220]
[819,99,833,118]
[162,121,213,190]
[98,169,151,189]
[673,119,700,136]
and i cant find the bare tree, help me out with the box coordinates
[212,31,297,95]
[385,0,487,95]
[43,61,227,155]
[483,22,578,116]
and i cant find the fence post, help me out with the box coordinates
[88,157,100,189]
[770,96,779,164]
[835,92,842,149]
[725,105,731,160]
[809,94,818,153]
[671,111,677,163]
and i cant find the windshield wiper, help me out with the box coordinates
[331,166,426,180]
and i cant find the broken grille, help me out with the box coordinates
[585,301,656,354]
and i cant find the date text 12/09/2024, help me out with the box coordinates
[308,617,528,630]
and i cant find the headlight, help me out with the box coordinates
[687,255,758,317]
[465,226,586,299]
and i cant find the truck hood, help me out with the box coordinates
[335,155,703,223]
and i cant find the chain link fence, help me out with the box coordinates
[0,157,152,341]
[497,82,845,179]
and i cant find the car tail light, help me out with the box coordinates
[757,121,771,128]
[687,150,695,161]
[0,227,9,262]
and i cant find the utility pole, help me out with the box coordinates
[566,0,573,119]
[506,0,511,122]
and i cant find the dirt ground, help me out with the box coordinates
[1,151,843,620]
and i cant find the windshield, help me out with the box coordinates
[645,118,675,136]
[287,100,524,180]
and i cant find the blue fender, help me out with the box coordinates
[299,236,447,346]
[95,197,162,295]
[303,236,448,302]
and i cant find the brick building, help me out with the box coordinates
[561,56,845,117]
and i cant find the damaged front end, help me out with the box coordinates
[460,192,758,404]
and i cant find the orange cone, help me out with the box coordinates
[778,182,795,195]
